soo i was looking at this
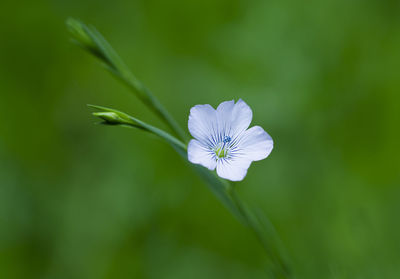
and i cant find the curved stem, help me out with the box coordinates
[91,105,293,278]
[228,188,293,279]
[67,18,187,142]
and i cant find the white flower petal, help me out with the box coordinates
[235,126,273,161]
[188,104,217,144]
[187,99,272,181]
[216,99,252,138]
[216,157,252,181]
[187,139,217,170]
[216,100,235,139]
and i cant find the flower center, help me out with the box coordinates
[214,136,232,159]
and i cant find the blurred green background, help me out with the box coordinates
[1,0,400,278]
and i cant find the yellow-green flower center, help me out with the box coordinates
[214,136,232,159]
[215,146,228,158]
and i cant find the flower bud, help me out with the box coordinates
[92,112,127,124]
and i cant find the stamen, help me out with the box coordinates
[213,136,232,159]
[223,136,231,143]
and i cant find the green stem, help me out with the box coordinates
[91,106,293,278]
[67,18,187,142]
[105,59,188,143]
[89,105,186,151]
[229,188,293,279]
[73,17,294,276]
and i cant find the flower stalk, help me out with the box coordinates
[70,19,293,279]
[66,18,187,142]
[90,105,292,279]
[89,105,187,151]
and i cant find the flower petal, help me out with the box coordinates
[216,157,252,181]
[215,100,234,141]
[188,104,217,145]
[216,99,252,139]
[235,126,273,161]
[187,139,217,170]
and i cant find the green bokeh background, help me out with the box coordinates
[1,0,400,278]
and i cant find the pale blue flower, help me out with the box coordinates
[187,99,273,181]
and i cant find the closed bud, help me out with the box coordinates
[92,112,127,124]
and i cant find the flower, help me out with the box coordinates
[187,99,273,181]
